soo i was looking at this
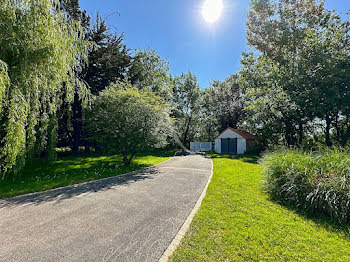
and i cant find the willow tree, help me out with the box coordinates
[0,61,9,112]
[0,0,89,177]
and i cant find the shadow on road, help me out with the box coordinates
[0,166,160,208]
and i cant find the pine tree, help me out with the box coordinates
[57,4,132,154]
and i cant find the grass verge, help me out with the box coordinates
[0,150,174,199]
[170,154,350,262]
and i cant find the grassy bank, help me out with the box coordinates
[261,148,350,223]
[0,150,174,199]
[170,154,350,262]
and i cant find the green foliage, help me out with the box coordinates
[199,74,245,141]
[86,82,171,165]
[198,88,218,141]
[0,60,9,113]
[128,48,172,100]
[240,53,301,146]
[57,11,131,155]
[60,0,90,28]
[0,0,89,177]
[171,72,202,145]
[241,0,350,147]
[171,155,350,261]
[83,14,131,95]
[261,148,350,223]
[206,74,245,132]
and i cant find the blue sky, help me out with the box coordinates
[80,0,349,88]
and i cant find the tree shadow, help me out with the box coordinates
[0,166,161,208]
[174,151,212,159]
[209,153,350,234]
[0,149,176,198]
[137,149,176,158]
[48,149,175,173]
[268,196,350,237]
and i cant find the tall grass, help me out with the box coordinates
[260,148,350,223]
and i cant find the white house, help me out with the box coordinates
[214,128,257,154]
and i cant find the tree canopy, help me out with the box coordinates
[207,74,245,132]
[1,0,350,177]
[171,72,202,145]
[82,15,131,95]
[128,48,172,100]
[240,0,350,147]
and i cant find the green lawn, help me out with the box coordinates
[170,154,350,262]
[0,150,174,199]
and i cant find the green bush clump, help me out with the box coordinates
[260,148,350,223]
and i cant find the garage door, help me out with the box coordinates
[221,138,229,154]
[221,138,237,154]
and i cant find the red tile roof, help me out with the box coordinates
[216,127,257,140]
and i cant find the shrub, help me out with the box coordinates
[260,148,350,223]
[86,82,171,165]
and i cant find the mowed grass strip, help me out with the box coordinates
[0,150,173,199]
[170,154,350,262]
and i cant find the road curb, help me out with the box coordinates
[158,156,214,262]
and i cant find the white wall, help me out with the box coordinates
[237,138,246,154]
[215,139,221,153]
[190,142,212,151]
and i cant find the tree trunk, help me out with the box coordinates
[71,93,82,155]
[84,141,90,154]
[182,115,192,145]
[298,122,303,146]
[285,133,291,147]
[94,144,102,154]
[122,151,137,166]
[285,120,293,146]
[325,115,332,147]
[208,125,212,141]
[334,114,340,143]
[341,124,350,147]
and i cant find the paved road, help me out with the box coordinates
[0,155,212,262]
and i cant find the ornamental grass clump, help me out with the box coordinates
[261,148,350,223]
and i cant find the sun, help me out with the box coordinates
[201,0,224,23]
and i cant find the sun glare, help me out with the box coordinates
[202,0,224,23]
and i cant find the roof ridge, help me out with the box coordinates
[215,127,257,140]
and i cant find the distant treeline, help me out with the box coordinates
[1,0,349,177]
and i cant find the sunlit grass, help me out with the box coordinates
[0,150,174,199]
[170,154,350,262]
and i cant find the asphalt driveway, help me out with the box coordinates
[0,154,212,262]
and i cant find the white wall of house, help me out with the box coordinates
[215,129,247,155]
[237,138,246,154]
